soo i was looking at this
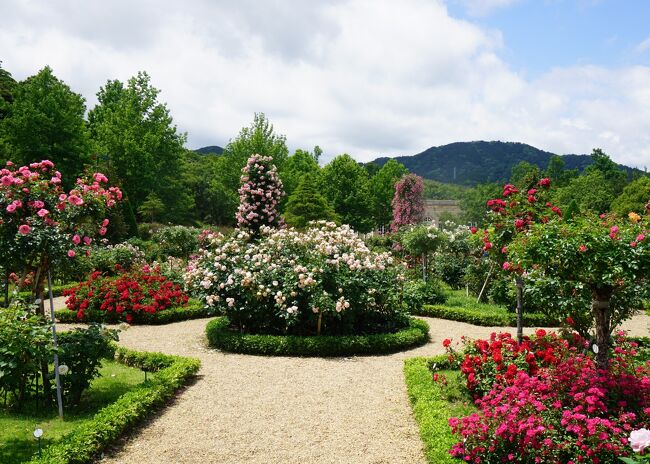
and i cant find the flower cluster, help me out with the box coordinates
[185,222,407,335]
[235,154,284,232]
[64,266,188,323]
[0,160,121,273]
[391,174,424,231]
[448,332,650,463]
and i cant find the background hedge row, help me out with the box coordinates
[413,304,560,327]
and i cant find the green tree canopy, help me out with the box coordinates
[284,173,338,228]
[138,192,165,222]
[459,182,502,226]
[280,148,321,201]
[509,161,540,188]
[543,154,578,188]
[88,71,191,222]
[2,66,90,184]
[320,154,374,233]
[553,170,614,214]
[585,148,627,196]
[610,175,650,216]
[369,159,408,228]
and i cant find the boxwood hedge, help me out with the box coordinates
[27,346,200,464]
[413,304,559,327]
[205,316,430,357]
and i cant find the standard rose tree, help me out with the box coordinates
[235,154,284,234]
[0,159,122,311]
[509,214,650,369]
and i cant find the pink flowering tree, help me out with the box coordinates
[0,159,122,313]
[509,213,650,370]
[235,154,284,234]
[391,174,424,231]
[473,178,559,342]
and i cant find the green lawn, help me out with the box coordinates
[0,360,150,464]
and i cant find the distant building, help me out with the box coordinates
[422,200,462,225]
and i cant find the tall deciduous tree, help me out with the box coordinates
[284,173,338,229]
[88,72,191,222]
[370,159,408,229]
[2,67,90,185]
[280,149,321,201]
[391,174,425,230]
[320,154,374,233]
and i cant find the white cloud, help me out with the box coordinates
[0,0,649,168]
[456,0,521,16]
[636,37,650,53]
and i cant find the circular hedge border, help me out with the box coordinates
[205,316,430,357]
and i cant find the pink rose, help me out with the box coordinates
[72,234,81,245]
[630,428,650,453]
[6,204,16,213]
[18,224,30,235]
[67,249,76,258]
[37,208,49,217]
[502,262,511,270]
[102,218,110,227]
[83,236,92,245]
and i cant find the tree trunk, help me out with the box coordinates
[592,297,611,371]
[515,277,524,344]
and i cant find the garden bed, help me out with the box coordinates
[55,299,211,325]
[412,290,559,327]
[22,346,200,464]
[404,356,474,464]
[205,316,430,357]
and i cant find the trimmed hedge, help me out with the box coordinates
[413,304,559,327]
[26,346,200,464]
[205,316,430,357]
[404,356,464,464]
[56,299,213,325]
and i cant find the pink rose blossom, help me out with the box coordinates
[18,224,30,235]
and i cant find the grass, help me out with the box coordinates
[414,289,559,327]
[0,360,150,464]
[404,356,475,463]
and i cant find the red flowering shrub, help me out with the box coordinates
[64,266,188,323]
[449,333,650,463]
[449,330,583,398]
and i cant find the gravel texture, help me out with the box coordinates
[54,306,649,464]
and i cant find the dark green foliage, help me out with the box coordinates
[403,279,447,312]
[55,299,211,325]
[194,145,224,155]
[509,160,540,187]
[415,303,559,327]
[404,358,475,464]
[150,225,200,259]
[320,154,374,233]
[1,67,90,186]
[610,175,650,216]
[56,325,118,405]
[423,179,467,200]
[458,182,501,226]
[279,149,321,201]
[205,316,430,357]
[369,159,408,227]
[26,347,200,464]
[284,174,338,228]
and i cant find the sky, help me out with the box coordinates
[1,0,650,167]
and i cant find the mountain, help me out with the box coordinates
[372,141,639,185]
[194,145,224,155]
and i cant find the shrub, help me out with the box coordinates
[186,222,408,336]
[64,267,189,323]
[150,225,201,259]
[56,324,119,405]
[0,308,54,407]
[83,242,146,275]
[432,224,473,289]
[403,279,447,312]
[448,333,650,463]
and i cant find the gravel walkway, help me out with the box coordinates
[56,309,649,464]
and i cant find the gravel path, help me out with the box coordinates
[56,311,649,464]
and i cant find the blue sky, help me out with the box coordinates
[1,0,650,167]
[449,0,650,76]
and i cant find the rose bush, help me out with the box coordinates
[186,221,408,336]
[235,154,284,233]
[449,332,650,463]
[64,266,188,323]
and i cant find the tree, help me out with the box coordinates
[459,183,502,226]
[284,174,338,228]
[88,72,189,220]
[391,174,425,230]
[0,61,16,119]
[543,155,577,188]
[279,149,321,201]
[585,148,627,196]
[553,171,614,214]
[510,215,650,369]
[221,113,288,193]
[236,154,284,233]
[319,154,374,233]
[509,161,540,188]
[138,193,165,222]
[610,176,650,216]
[2,67,90,185]
[369,159,408,229]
